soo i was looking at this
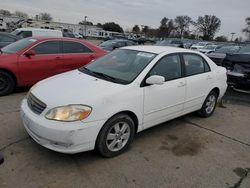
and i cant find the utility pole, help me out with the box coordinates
[230,32,236,41]
[84,16,87,37]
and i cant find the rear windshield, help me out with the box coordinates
[1,38,36,54]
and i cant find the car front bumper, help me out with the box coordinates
[21,99,106,154]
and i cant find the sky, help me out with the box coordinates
[1,0,249,39]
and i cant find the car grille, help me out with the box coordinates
[27,93,47,115]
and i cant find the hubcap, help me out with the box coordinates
[106,122,130,152]
[205,95,216,114]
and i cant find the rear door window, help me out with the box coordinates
[63,41,93,53]
[183,54,210,76]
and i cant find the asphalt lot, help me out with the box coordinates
[0,87,249,188]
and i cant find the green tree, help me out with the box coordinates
[0,9,11,16]
[102,22,123,33]
[79,21,93,25]
[97,23,103,28]
[39,12,53,21]
[158,17,175,38]
[194,15,221,40]
[174,15,192,38]
[142,25,149,34]
[242,17,250,37]
[215,35,227,42]
[14,11,28,18]
[132,25,140,33]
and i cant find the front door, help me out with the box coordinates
[143,54,186,129]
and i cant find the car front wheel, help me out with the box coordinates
[198,90,218,117]
[96,114,135,157]
[0,71,15,96]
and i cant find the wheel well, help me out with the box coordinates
[0,68,17,86]
[94,110,139,149]
[211,87,220,97]
[110,111,139,133]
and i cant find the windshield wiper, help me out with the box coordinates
[81,67,123,83]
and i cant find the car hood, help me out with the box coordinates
[31,70,125,108]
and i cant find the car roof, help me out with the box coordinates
[122,45,197,54]
[15,28,62,32]
[29,37,83,41]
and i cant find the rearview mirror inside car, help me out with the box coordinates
[146,75,165,85]
[24,50,36,57]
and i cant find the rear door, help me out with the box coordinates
[182,53,213,113]
[62,41,95,71]
[18,40,63,85]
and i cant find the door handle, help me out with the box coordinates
[177,82,186,87]
[55,56,61,59]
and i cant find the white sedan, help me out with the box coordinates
[21,46,227,157]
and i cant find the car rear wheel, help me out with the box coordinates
[198,91,218,117]
[96,114,135,157]
[0,71,15,96]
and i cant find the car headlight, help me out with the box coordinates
[45,105,92,122]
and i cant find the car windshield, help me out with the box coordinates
[215,46,240,53]
[99,41,116,47]
[196,42,207,46]
[80,49,156,84]
[1,38,36,54]
[203,45,217,50]
[238,45,250,54]
[155,40,170,46]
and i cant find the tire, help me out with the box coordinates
[96,114,135,158]
[0,71,15,96]
[198,90,218,118]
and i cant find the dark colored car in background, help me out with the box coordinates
[221,45,250,91]
[207,45,241,65]
[0,37,106,96]
[0,32,20,48]
[99,39,137,52]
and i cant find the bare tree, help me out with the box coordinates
[194,15,221,40]
[158,17,175,38]
[242,17,250,37]
[174,15,192,38]
[14,11,28,18]
[39,12,53,21]
[0,9,11,16]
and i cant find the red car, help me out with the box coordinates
[0,37,106,96]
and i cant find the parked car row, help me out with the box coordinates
[99,39,137,52]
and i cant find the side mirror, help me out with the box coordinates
[24,50,36,57]
[146,75,165,85]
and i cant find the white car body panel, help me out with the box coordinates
[21,46,227,154]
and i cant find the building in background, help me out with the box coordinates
[0,14,121,38]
